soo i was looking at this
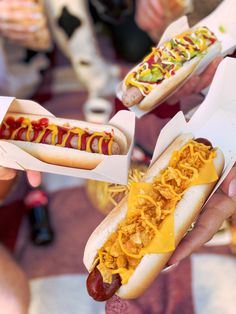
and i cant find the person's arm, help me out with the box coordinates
[168,166,236,265]
[45,0,118,97]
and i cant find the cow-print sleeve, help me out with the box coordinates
[44,0,118,97]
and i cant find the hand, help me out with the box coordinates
[0,0,49,49]
[135,0,188,41]
[167,56,223,105]
[135,0,165,33]
[168,166,236,265]
[0,167,41,187]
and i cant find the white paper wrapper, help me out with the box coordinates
[0,98,135,184]
[195,0,236,56]
[150,57,236,201]
[117,0,236,118]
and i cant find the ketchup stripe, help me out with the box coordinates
[0,124,6,138]
[1,117,113,154]
[65,132,75,148]
[16,127,27,140]
[102,139,109,155]
[57,127,67,145]
[81,133,88,150]
[40,129,52,144]
[32,129,40,142]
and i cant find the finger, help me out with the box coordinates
[136,0,164,31]
[0,12,42,23]
[220,167,236,196]
[0,30,30,41]
[194,56,223,93]
[150,0,164,18]
[229,211,236,227]
[0,167,17,180]
[26,171,41,188]
[136,14,156,32]
[165,57,223,105]
[168,193,236,265]
[0,22,41,33]
[0,1,40,11]
[167,76,200,104]
[0,0,36,6]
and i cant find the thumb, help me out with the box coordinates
[220,166,236,197]
[0,167,16,180]
[26,170,41,188]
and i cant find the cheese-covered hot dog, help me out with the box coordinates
[84,134,224,300]
[121,26,221,111]
[0,113,128,169]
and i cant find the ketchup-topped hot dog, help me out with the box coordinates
[120,26,221,111]
[0,113,128,169]
[84,134,224,300]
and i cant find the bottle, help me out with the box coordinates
[24,187,54,246]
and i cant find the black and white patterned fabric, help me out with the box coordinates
[44,0,118,97]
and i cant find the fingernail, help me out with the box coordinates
[27,174,40,188]
[29,178,40,188]
[229,179,236,197]
[162,262,179,273]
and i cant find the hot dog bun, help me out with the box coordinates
[1,113,128,170]
[84,133,224,298]
[121,26,221,111]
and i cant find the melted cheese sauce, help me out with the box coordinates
[95,140,219,284]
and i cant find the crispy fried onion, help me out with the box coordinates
[96,140,216,284]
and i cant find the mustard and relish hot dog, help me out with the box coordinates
[0,113,128,169]
[121,26,221,111]
[84,134,224,300]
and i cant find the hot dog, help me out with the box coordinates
[0,113,128,169]
[84,134,224,300]
[120,26,221,111]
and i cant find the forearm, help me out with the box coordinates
[44,0,112,95]
[0,244,30,314]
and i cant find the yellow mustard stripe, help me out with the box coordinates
[108,138,113,155]
[6,118,113,152]
[125,27,216,94]
[98,136,103,154]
